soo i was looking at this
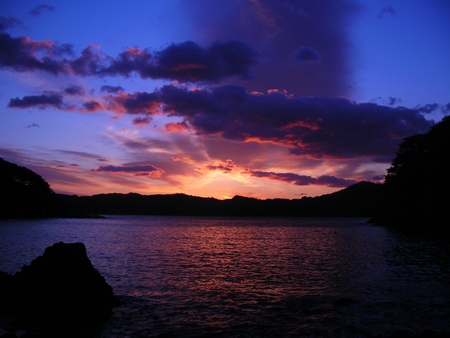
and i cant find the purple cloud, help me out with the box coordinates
[139,85,432,160]
[0,16,23,31]
[1,31,259,83]
[93,164,165,178]
[0,33,72,74]
[132,117,151,126]
[71,40,260,82]
[63,85,85,96]
[245,170,357,188]
[378,6,396,19]
[414,103,439,114]
[8,93,63,109]
[206,160,235,173]
[29,4,55,16]
[82,100,103,112]
[100,85,124,93]
[293,46,321,63]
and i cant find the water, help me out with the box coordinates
[1,216,449,337]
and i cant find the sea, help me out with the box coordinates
[1,216,449,337]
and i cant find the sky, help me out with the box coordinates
[1,0,449,199]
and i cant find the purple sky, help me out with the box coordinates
[1,0,449,199]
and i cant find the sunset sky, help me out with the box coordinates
[1,0,449,199]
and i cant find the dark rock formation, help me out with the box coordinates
[0,242,116,336]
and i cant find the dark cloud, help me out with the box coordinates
[378,6,396,19]
[2,33,260,83]
[63,85,85,96]
[29,4,55,16]
[93,164,164,177]
[121,91,160,114]
[143,85,432,159]
[245,169,357,188]
[25,123,39,128]
[82,100,103,112]
[101,85,124,93]
[441,103,450,115]
[71,40,260,82]
[0,16,23,31]
[206,159,235,173]
[414,103,439,114]
[388,97,401,106]
[132,117,151,126]
[8,93,63,109]
[149,40,260,82]
[56,150,107,162]
[56,163,79,168]
[0,33,72,74]
[292,46,321,63]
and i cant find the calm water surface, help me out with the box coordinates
[1,216,449,337]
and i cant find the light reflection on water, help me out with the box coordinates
[1,216,449,337]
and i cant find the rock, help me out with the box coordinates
[1,242,116,336]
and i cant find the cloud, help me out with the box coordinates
[25,123,40,128]
[63,85,85,96]
[1,31,260,83]
[29,4,55,16]
[120,84,432,160]
[82,100,104,112]
[206,159,235,173]
[132,117,151,126]
[92,164,165,178]
[378,6,396,19]
[0,16,23,31]
[56,163,79,168]
[292,46,321,63]
[165,120,191,134]
[245,169,357,188]
[414,103,439,114]
[56,150,108,162]
[8,93,63,109]
[388,97,401,106]
[71,40,260,82]
[441,103,450,115]
[101,85,124,93]
[0,33,72,74]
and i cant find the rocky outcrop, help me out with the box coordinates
[0,242,116,336]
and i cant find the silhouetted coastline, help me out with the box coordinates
[57,181,382,218]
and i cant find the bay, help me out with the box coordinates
[1,216,449,337]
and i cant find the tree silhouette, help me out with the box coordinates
[383,116,450,229]
[0,158,66,218]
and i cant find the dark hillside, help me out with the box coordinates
[58,181,382,217]
[0,158,67,218]
[382,115,450,233]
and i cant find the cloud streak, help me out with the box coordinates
[245,169,357,188]
[92,164,165,178]
[0,33,260,83]
[0,16,23,31]
[8,93,63,109]
[29,4,56,16]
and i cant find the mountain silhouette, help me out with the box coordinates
[58,181,382,217]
